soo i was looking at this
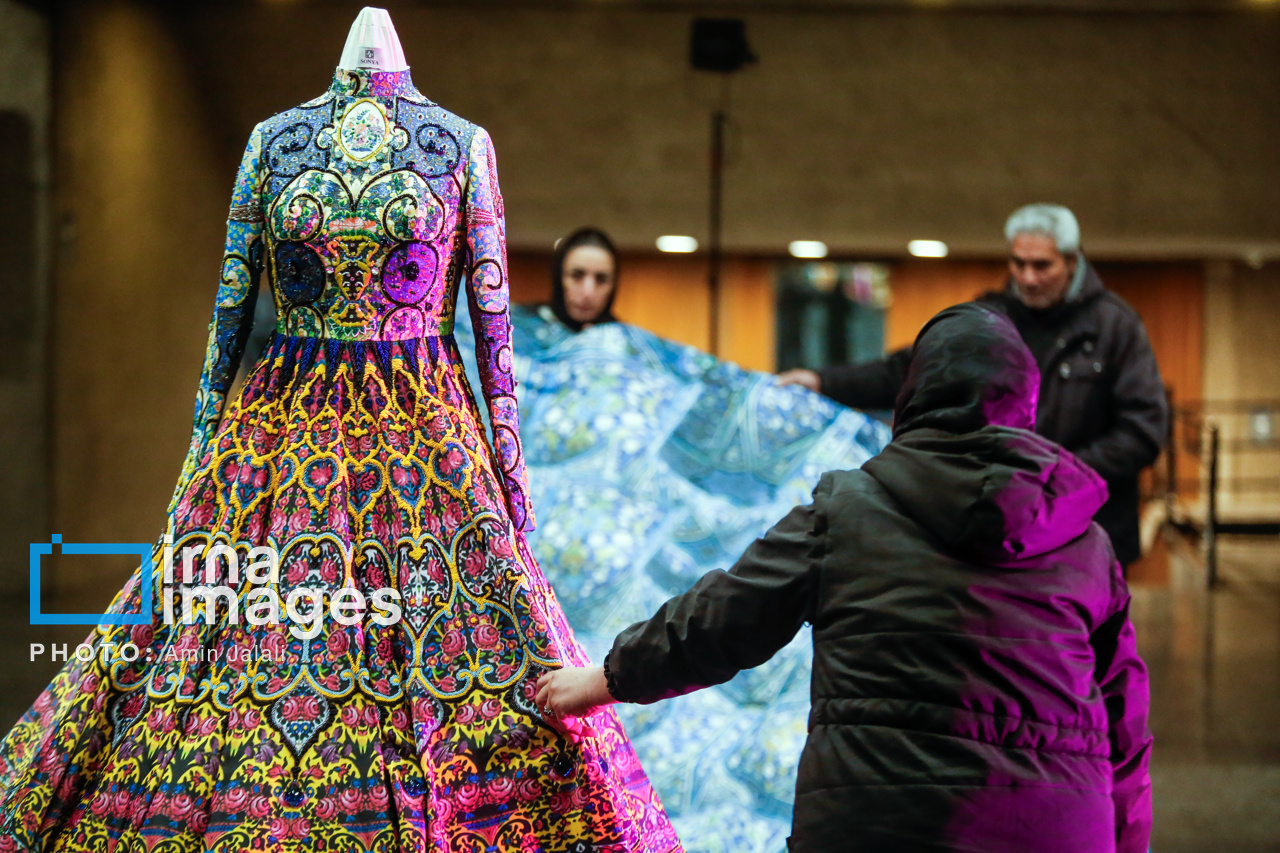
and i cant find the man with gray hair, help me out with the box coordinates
[779,203,1168,568]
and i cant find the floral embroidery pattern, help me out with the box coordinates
[337,99,390,161]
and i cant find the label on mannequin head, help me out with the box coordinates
[357,46,384,70]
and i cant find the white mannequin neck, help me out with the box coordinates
[338,7,408,73]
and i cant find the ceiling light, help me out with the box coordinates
[908,239,949,258]
[789,240,828,259]
[656,235,698,253]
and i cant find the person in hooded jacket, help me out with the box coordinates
[778,204,1167,570]
[535,302,1153,853]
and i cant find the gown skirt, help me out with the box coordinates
[0,331,681,853]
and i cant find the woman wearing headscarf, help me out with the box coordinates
[537,303,1153,853]
[548,226,620,330]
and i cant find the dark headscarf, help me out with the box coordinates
[550,227,619,332]
[892,303,1039,439]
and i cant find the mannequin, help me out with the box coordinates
[338,6,408,72]
[0,10,683,849]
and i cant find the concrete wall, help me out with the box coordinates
[1202,262,1280,519]
[0,1,50,598]
[50,1,226,566]
[165,2,1280,257]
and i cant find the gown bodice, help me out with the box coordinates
[191,66,534,531]
[241,68,494,340]
[240,68,494,338]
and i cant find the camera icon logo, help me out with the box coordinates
[29,535,152,625]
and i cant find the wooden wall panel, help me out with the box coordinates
[718,259,777,373]
[1096,262,1204,408]
[508,253,551,306]
[507,253,1206,401]
[885,261,1006,351]
[507,251,776,370]
[610,256,712,351]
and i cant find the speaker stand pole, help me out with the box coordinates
[708,106,726,357]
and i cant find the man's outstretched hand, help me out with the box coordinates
[776,368,821,393]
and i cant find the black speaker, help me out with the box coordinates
[690,19,755,73]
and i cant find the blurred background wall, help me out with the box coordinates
[158,1,1280,256]
[0,0,50,601]
[5,0,1279,589]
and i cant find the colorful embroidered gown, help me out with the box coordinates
[0,68,681,853]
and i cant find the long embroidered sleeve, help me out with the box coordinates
[463,128,534,532]
[169,125,265,512]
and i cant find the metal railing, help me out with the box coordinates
[1157,389,1280,587]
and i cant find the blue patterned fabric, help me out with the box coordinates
[457,305,891,852]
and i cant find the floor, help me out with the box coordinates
[1136,532,1280,852]
[1,530,1278,850]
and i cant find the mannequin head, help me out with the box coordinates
[338,7,408,72]
[551,228,619,331]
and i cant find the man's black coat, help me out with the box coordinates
[818,263,1167,565]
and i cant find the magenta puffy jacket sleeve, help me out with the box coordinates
[1091,561,1154,853]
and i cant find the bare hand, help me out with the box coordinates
[776,368,821,393]
[536,666,616,720]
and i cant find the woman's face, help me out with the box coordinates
[561,245,616,325]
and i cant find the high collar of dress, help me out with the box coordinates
[328,67,417,99]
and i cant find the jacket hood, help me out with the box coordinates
[874,302,1107,560]
[864,427,1109,561]
[1071,257,1106,303]
[892,303,1040,438]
